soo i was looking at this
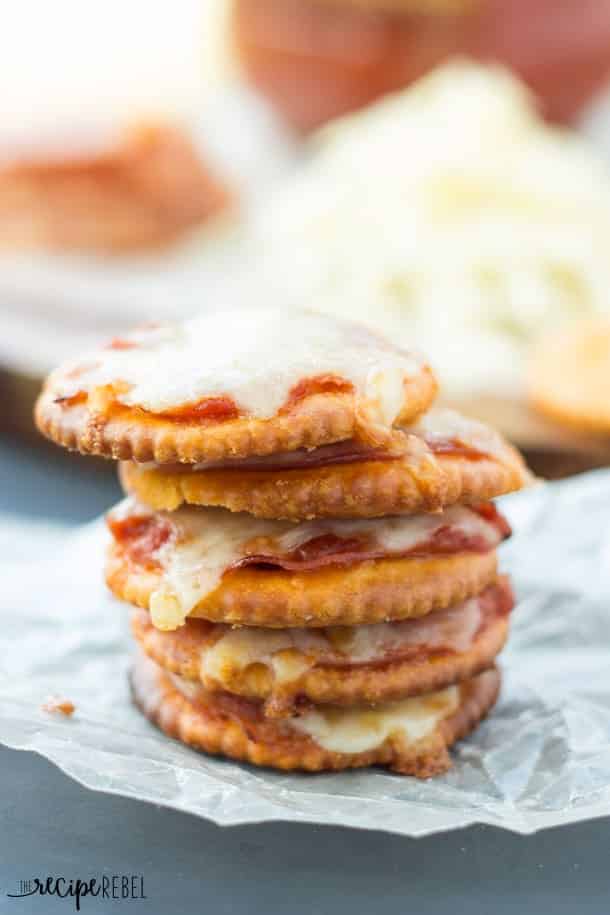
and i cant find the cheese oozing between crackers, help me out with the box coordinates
[171,671,459,754]
[200,593,484,691]
[108,499,508,630]
[290,686,459,754]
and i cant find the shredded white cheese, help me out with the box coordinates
[253,63,610,398]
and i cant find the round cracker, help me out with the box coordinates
[529,320,610,435]
[119,441,528,520]
[130,589,510,715]
[130,650,500,777]
[107,544,498,627]
[36,365,437,465]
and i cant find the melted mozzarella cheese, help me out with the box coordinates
[291,686,459,754]
[336,596,482,661]
[200,596,482,689]
[168,668,459,755]
[52,308,423,424]
[273,504,495,555]
[201,628,326,687]
[412,407,509,461]
[111,498,500,631]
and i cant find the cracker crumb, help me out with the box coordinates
[42,696,75,717]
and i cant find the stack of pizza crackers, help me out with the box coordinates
[36,309,530,777]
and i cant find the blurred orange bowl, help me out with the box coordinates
[232,0,610,131]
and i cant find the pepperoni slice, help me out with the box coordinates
[228,507,507,573]
[53,391,87,408]
[470,502,512,540]
[196,440,398,473]
[149,434,488,473]
[425,438,486,461]
[111,504,509,575]
[108,514,172,568]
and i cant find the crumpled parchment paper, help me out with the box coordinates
[1,470,610,837]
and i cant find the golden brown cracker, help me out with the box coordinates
[36,367,437,465]
[130,594,509,716]
[529,320,610,435]
[130,650,500,777]
[107,544,498,627]
[119,442,527,520]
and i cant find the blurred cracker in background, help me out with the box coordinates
[528,320,610,445]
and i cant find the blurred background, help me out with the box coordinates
[4,0,610,487]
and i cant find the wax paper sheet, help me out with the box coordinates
[1,470,610,837]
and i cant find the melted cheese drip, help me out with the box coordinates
[201,597,482,689]
[51,308,423,423]
[291,686,459,754]
[202,629,325,687]
[412,407,509,461]
[168,669,459,755]
[117,499,500,630]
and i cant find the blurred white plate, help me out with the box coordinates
[0,83,296,378]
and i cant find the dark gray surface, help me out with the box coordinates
[0,746,607,914]
[1,433,609,913]
[0,438,120,523]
